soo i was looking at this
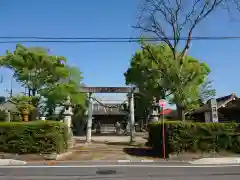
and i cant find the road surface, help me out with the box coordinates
[0,162,240,180]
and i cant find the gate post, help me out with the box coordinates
[86,93,93,143]
[129,92,135,143]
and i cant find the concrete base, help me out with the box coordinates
[0,151,73,161]
[189,157,240,165]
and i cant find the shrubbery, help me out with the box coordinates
[148,121,240,157]
[0,121,69,154]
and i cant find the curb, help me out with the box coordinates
[189,158,240,165]
[0,159,26,166]
[26,159,189,165]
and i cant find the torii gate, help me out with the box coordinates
[80,87,139,143]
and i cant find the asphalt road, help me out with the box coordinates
[0,163,240,180]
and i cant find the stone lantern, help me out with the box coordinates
[22,106,29,122]
[148,96,160,123]
[63,95,75,148]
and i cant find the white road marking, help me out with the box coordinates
[117,160,131,163]
[0,164,240,168]
[140,160,154,162]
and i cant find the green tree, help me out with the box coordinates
[0,44,87,121]
[1,44,69,98]
[124,43,215,120]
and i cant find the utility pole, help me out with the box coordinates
[86,93,93,143]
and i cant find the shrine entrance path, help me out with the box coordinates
[63,132,159,161]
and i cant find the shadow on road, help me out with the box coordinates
[123,147,161,158]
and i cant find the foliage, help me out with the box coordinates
[124,43,214,120]
[199,78,216,104]
[0,121,68,154]
[0,44,69,96]
[10,94,35,113]
[0,44,87,121]
[148,121,240,157]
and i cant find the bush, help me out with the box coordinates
[148,121,240,157]
[0,121,69,154]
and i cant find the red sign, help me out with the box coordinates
[160,108,172,115]
[159,99,166,107]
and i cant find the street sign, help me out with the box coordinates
[159,99,166,108]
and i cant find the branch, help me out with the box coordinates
[179,0,222,63]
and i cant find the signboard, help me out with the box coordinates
[79,87,139,93]
[209,99,218,123]
[159,99,166,108]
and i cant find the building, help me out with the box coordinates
[92,103,128,133]
[190,93,240,123]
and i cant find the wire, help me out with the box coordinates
[1,36,240,40]
[0,36,239,44]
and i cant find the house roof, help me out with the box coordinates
[0,100,17,112]
[191,93,238,114]
[92,103,127,115]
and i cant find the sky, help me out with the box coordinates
[1,0,240,104]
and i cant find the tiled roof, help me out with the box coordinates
[191,93,238,114]
[92,103,127,115]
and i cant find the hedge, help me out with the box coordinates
[0,121,69,154]
[148,121,240,157]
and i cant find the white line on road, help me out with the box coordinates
[140,160,154,162]
[1,164,240,168]
[117,160,131,163]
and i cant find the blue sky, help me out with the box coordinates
[0,0,240,103]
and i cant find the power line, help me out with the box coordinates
[0,36,239,44]
[1,36,240,40]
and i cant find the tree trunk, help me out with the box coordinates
[177,105,185,121]
[32,89,36,96]
[28,88,31,97]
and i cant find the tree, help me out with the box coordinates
[124,43,215,120]
[135,0,239,63]
[0,44,87,121]
[39,65,87,119]
[199,78,216,103]
[1,44,69,98]
[133,1,237,115]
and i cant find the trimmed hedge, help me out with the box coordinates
[148,121,240,156]
[0,121,69,154]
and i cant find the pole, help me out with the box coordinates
[86,93,93,143]
[162,106,166,159]
[129,92,135,143]
[10,75,13,97]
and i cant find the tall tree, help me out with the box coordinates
[135,0,239,63]
[133,1,237,114]
[124,43,214,120]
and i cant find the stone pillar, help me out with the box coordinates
[209,99,218,123]
[6,110,11,122]
[129,92,135,143]
[86,93,93,143]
